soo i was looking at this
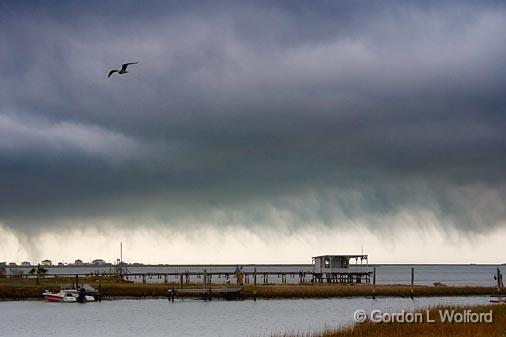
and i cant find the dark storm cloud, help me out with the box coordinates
[1,1,506,234]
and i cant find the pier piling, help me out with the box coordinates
[372,267,376,299]
[169,283,175,301]
[253,267,257,301]
[410,267,415,299]
[203,269,209,301]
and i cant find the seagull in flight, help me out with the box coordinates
[108,62,138,78]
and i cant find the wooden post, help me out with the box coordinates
[253,267,257,301]
[497,268,501,292]
[180,274,183,289]
[372,267,376,299]
[203,269,207,301]
[75,274,79,289]
[98,279,102,302]
[142,274,146,284]
[410,267,414,299]
[170,282,175,302]
[164,274,167,284]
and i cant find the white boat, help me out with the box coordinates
[490,297,506,303]
[42,290,77,302]
[42,289,94,303]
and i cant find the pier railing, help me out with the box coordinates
[8,269,373,285]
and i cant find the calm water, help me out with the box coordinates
[0,297,492,337]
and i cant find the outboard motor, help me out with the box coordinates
[77,287,87,303]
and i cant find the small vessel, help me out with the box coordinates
[42,289,94,303]
[490,295,506,303]
[490,298,506,303]
[42,289,78,303]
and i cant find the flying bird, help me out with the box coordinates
[108,62,139,77]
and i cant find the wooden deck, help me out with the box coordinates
[36,270,372,285]
[169,287,243,300]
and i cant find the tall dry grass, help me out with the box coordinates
[272,304,506,337]
[1,277,504,300]
[242,284,504,299]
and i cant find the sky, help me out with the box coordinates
[1,1,505,265]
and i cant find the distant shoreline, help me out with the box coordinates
[3,263,505,268]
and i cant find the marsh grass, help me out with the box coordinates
[271,304,506,337]
[0,277,504,300]
[242,284,504,299]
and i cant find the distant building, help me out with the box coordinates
[40,259,52,266]
[8,262,17,267]
[74,259,84,265]
[311,255,371,284]
[312,255,368,273]
[92,259,106,266]
[20,261,31,266]
[11,269,24,277]
[0,262,6,266]
[57,262,64,266]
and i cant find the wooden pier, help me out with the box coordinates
[34,269,372,286]
[169,287,243,301]
[5,256,373,293]
[4,264,504,301]
[312,271,371,284]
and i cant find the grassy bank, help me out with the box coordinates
[241,284,504,299]
[273,304,506,337]
[1,277,504,300]
[0,277,171,299]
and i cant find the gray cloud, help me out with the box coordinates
[1,1,505,236]
[0,113,163,164]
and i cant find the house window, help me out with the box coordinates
[324,257,330,268]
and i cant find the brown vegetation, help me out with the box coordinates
[273,304,506,337]
[241,284,504,299]
[0,277,504,300]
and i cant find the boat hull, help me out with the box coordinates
[42,291,78,303]
[44,294,64,302]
